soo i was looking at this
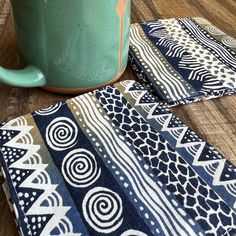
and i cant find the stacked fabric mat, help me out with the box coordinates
[129,17,236,106]
[0,81,236,236]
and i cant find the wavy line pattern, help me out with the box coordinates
[118,80,236,213]
[129,18,236,106]
[194,17,236,52]
[157,19,236,89]
[130,24,193,102]
[95,84,236,235]
[179,18,236,71]
[71,93,199,236]
[1,80,236,235]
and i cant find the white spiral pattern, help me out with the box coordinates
[35,103,62,116]
[82,187,123,233]
[62,149,101,188]
[121,229,148,236]
[194,17,210,25]
[205,25,224,36]
[222,36,236,48]
[46,117,78,151]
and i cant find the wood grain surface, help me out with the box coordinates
[0,0,236,235]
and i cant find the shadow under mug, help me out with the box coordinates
[0,0,131,94]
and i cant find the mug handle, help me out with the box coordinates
[0,65,46,87]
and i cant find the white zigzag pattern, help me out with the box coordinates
[150,30,186,58]
[145,21,186,58]
[122,81,236,188]
[147,109,207,165]
[1,117,80,236]
[146,22,219,84]
[178,55,218,83]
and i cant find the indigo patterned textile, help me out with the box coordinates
[1,81,236,236]
[129,17,236,106]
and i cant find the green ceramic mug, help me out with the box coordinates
[0,0,131,94]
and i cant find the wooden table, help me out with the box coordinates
[0,0,236,235]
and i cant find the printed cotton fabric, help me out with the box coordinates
[0,81,236,236]
[129,17,236,106]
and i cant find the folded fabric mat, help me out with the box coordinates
[1,80,236,236]
[129,17,236,106]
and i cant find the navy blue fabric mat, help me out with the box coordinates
[0,81,236,235]
[129,17,236,106]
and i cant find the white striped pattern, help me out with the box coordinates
[130,24,191,101]
[150,30,186,58]
[157,19,236,89]
[145,22,186,58]
[180,19,236,69]
[178,54,225,92]
[71,93,198,236]
[194,17,236,51]
[178,54,215,82]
